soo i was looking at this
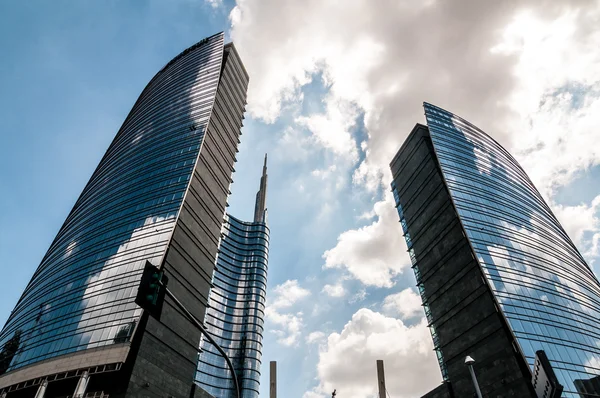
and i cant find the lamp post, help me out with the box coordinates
[465,356,483,398]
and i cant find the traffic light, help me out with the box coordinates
[135,261,168,320]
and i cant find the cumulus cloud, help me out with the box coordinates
[494,8,600,198]
[268,310,304,347]
[270,279,311,310]
[322,194,408,288]
[275,126,313,163]
[304,309,440,398]
[552,195,600,267]
[231,0,600,297]
[553,195,600,247]
[266,280,311,346]
[322,283,345,298]
[296,96,360,161]
[382,288,423,320]
[229,0,600,394]
[231,0,563,185]
[306,331,326,345]
[348,289,368,304]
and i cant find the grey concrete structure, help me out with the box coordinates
[420,383,453,398]
[0,32,248,398]
[270,361,276,398]
[376,360,386,398]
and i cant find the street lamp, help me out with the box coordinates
[465,356,483,398]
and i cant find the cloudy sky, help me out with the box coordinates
[1,1,600,397]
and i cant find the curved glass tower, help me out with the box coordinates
[0,32,250,398]
[391,103,600,398]
[196,156,269,398]
[424,103,600,396]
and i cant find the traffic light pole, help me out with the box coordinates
[164,287,241,398]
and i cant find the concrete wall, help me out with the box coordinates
[390,124,534,398]
[192,384,216,398]
[421,382,453,398]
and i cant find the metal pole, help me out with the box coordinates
[466,362,483,398]
[34,380,48,398]
[270,361,277,398]
[165,288,240,398]
[376,360,386,398]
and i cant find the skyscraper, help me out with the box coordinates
[0,32,249,398]
[390,103,600,398]
[195,155,269,398]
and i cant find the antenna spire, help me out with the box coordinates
[253,154,268,223]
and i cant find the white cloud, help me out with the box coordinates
[552,195,600,247]
[586,233,600,263]
[231,0,600,290]
[322,193,409,288]
[296,96,360,161]
[306,331,326,345]
[267,310,304,347]
[552,195,600,267]
[275,126,313,163]
[270,279,311,310]
[303,309,440,398]
[322,283,345,298]
[382,288,423,320]
[266,280,311,346]
[490,8,600,199]
[204,0,222,9]
[348,289,368,304]
[311,164,337,179]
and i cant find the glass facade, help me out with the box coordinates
[196,215,269,398]
[0,33,226,374]
[423,102,600,397]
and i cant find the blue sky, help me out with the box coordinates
[2,1,600,397]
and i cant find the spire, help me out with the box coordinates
[253,154,268,223]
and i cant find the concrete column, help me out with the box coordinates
[34,380,48,398]
[73,371,90,398]
[377,360,386,398]
[270,361,277,398]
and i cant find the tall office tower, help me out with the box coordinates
[0,32,249,398]
[390,103,600,398]
[195,156,270,398]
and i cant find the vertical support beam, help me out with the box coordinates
[73,371,90,398]
[377,360,386,398]
[270,361,277,398]
[34,380,48,398]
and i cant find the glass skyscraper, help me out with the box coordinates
[196,156,269,398]
[0,32,249,398]
[391,103,600,398]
